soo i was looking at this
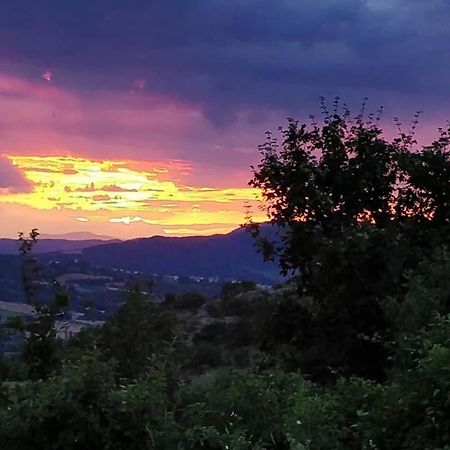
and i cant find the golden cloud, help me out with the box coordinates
[0,155,264,236]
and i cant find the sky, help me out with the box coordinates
[1,0,450,239]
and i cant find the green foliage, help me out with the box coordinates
[248,104,450,381]
[0,353,183,450]
[220,281,257,299]
[98,283,178,378]
[389,246,450,334]
[2,324,450,449]
[3,343,449,450]
[186,342,224,369]
[249,104,450,271]
[3,230,70,380]
[164,291,207,310]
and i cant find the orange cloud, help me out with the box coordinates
[0,155,264,238]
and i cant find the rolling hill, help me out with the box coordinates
[0,226,283,283]
[83,226,282,283]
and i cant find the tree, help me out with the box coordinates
[98,283,178,379]
[6,230,69,379]
[250,101,450,273]
[248,100,450,380]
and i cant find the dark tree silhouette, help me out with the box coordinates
[249,100,450,380]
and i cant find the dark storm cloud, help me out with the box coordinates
[1,0,450,121]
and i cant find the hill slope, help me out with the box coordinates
[83,227,282,283]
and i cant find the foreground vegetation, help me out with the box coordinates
[1,101,450,449]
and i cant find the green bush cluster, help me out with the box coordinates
[2,321,450,450]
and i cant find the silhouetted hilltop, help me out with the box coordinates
[83,226,282,283]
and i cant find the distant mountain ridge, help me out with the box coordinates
[0,238,116,255]
[82,226,282,283]
[0,226,283,283]
[40,232,116,241]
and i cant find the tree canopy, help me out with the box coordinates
[249,101,450,274]
[248,102,450,380]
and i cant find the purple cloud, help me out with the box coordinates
[0,156,32,192]
[0,0,449,121]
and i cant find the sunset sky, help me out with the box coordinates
[1,0,450,239]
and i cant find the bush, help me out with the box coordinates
[219,296,254,317]
[193,321,228,344]
[186,343,224,369]
[220,281,257,300]
[168,292,206,311]
[205,300,221,318]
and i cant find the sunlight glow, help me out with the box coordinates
[0,155,263,236]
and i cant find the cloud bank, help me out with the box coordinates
[0,155,32,193]
[0,0,449,237]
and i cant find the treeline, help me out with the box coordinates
[1,102,450,449]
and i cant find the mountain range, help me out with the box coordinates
[82,227,282,283]
[0,227,283,283]
[0,238,117,255]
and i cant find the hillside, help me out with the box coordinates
[83,226,282,283]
